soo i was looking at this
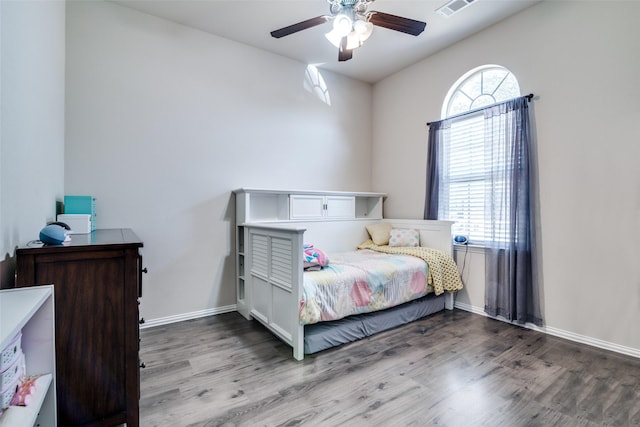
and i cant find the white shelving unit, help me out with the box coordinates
[234,188,385,223]
[0,286,56,427]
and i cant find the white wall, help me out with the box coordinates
[64,1,373,321]
[373,1,640,352]
[0,0,66,288]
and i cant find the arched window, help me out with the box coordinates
[437,65,521,242]
[443,64,520,118]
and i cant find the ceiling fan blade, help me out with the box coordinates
[338,37,353,62]
[270,15,330,38]
[368,12,426,36]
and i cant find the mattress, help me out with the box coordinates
[299,249,434,325]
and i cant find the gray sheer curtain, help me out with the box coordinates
[424,119,450,220]
[424,96,542,326]
[483,97,541,326]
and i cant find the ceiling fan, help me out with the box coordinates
[270,0,427,62]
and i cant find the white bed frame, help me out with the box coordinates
[237,218,456,360]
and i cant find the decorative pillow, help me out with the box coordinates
[303,244,329,270]
[365,222,393,245]
[389,228,420,247]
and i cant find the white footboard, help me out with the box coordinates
[244,225,306,360]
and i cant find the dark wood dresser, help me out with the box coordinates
[15,228,143,427]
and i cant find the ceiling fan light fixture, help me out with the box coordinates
[327,19,370,50]
[325,28,342,48]
[333,13,353,36]
[346,32,362,50]
[353,19,373,41]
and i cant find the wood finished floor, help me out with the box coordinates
[139,310,640,426]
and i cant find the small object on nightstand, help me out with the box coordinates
[453,235,468,245]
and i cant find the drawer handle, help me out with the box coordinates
[140,362,146,369]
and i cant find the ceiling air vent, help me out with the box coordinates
[436,0,476,17]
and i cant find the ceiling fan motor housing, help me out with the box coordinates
[328,0,372,16]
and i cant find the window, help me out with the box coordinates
[439,65,520,243]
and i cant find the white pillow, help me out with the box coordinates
[366,222,392,245]
[389,228,420,247]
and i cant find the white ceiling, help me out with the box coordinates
[112,0,541,83]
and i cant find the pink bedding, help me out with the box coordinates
[299,249,433,325]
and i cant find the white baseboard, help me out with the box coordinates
[140,304,237,329]
[454,301,640,359]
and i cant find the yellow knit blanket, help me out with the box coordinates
[357,240,463,295]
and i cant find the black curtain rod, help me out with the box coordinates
[427,93,534,126]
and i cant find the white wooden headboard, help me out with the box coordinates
[382,219,454,256]
[276,219,454,256]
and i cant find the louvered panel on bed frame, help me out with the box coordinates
[248,226,305,359]
[271,237,293,288]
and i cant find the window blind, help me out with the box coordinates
[440,112,490,243]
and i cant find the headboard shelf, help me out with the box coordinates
[234,188,386,223]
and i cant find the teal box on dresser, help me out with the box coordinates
[63,195,96,231]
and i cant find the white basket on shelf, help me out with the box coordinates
[0,378,19,410]
[0,351,24,392]
[0,332,22,371]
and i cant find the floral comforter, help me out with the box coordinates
[299,249,434,325]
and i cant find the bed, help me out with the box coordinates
[237,217,462,360]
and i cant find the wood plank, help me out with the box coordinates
[139,310,640,426]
